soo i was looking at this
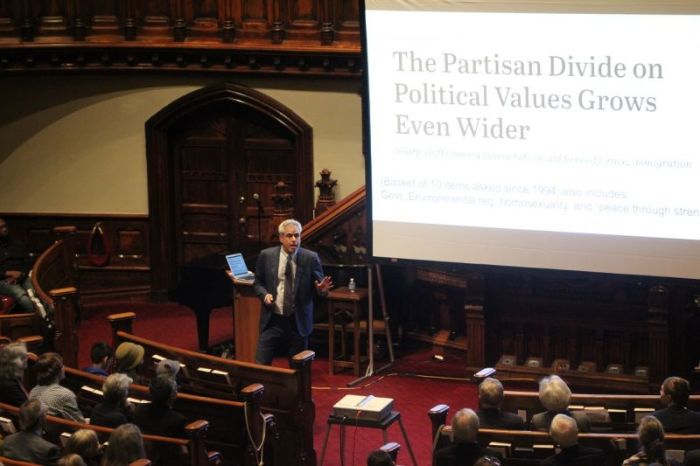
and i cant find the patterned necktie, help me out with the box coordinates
[283,254,294,315]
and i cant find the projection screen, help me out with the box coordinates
[364,0,700,279]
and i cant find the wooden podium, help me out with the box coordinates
[230,277,261,363]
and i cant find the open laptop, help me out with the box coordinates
[225,253,255,282]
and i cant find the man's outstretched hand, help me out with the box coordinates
[315,276,333,293]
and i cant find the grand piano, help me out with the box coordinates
[172,252,235,351]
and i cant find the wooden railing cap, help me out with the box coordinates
[107,312,137,322]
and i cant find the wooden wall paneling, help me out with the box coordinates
[0,0,20,39]
[0,214,152,304]
[283,0,319,41]
[83,0,124,39]
[235,0,271,40]
[185,0,221,40]
[136,0,175,39]
[34,0,71,39]
[329,0,358,42]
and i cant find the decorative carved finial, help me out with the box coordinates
[315,168,337,215]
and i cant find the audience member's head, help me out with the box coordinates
[638,415,667,463]
[102,423,146,466]
[115,342,144,373]
[34,352,65,385]
[660,376,690,408]
[65,429,101,465]
[90,342,113,369]
[58,453,88,466]
[366,449,394,466]
[474,457,502,466]
[479,377,505,409]
[539,375,571,412]
[102,373,131,407]
[451,408,479,444]
[155,358,180,381]
[0,341,28,379]
[549,414,579,448]
[149,374,178,406]
[18,399,46,433]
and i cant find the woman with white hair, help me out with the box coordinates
[531,375,591,432]
[0,341,29,406]
[90,373,133,428]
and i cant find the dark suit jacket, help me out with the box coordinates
[477,408,525,430]
[0,377,28,406]
[542,444,605,465]
[133,402,187,438]
[435,442,488,466]
[254,245,325,337]
[532,409,591,433]
[651,405,700,434]
[1,430,61,465]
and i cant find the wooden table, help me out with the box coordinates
[327,286,369,376]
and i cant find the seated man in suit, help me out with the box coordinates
[476,377,525,430]
[1,399,61,465]
[436,408,496,466]
[543,414,604,465]
[651,376,700,434]
[531,375,590,432]
[0,217,36,313]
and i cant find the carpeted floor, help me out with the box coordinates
[78,302,480,466]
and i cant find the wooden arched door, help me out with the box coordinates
[146,83,313,297]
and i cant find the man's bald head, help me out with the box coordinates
[549,414,578,448]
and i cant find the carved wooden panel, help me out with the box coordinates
[34,0,70,38]
[82,0,123,38]
[330,0,358,41]
[0,0,20,38]
[283,0,319,40]
[0,214,151,304]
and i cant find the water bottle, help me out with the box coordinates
[348,278,356,292]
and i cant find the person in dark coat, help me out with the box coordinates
[435,408,496,466]
[476,377,525,430]
[90,373,133,428]
[133,374,187,438]
[0,341,29,406]
[1,399,61,465]
[531,375,590,433]
[651,376,700,434]
[543,414,605,465]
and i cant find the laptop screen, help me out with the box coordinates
[225,253,250,277]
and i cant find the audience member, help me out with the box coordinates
[29,352,85,422]
[114,342,146,385]
[0,217,36,313]
[83,342,113,376]
[623,415,679,466]
[90,373,133,428]
[101,423,146,466]
[58,453,88,466]
[542,414,604,465]
[0,341,29,406]
[133,375,187,438]
[0,399,61,465]
[476,377,525,430]
[531,375,590,432]
[652,376,700,434]
[155,358,180,383]
[435,408,495,466]
[64,429,101,466]
[367,449,394,466]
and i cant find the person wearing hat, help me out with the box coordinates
[114,342,146,386]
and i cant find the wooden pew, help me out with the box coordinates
[0,457,42,466]
[0,401,219,466]
[108,312,316,466]
[30,226,80,367]
[25,353,276,466]
[499,389,700,429]
[428,404,700,466]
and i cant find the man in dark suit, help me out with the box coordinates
[1,399,61,465]
[531,375,591,433]
[651,376,700,434]
[476,377,525,430]
[253,219,332,365]
[542,414,604,465]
